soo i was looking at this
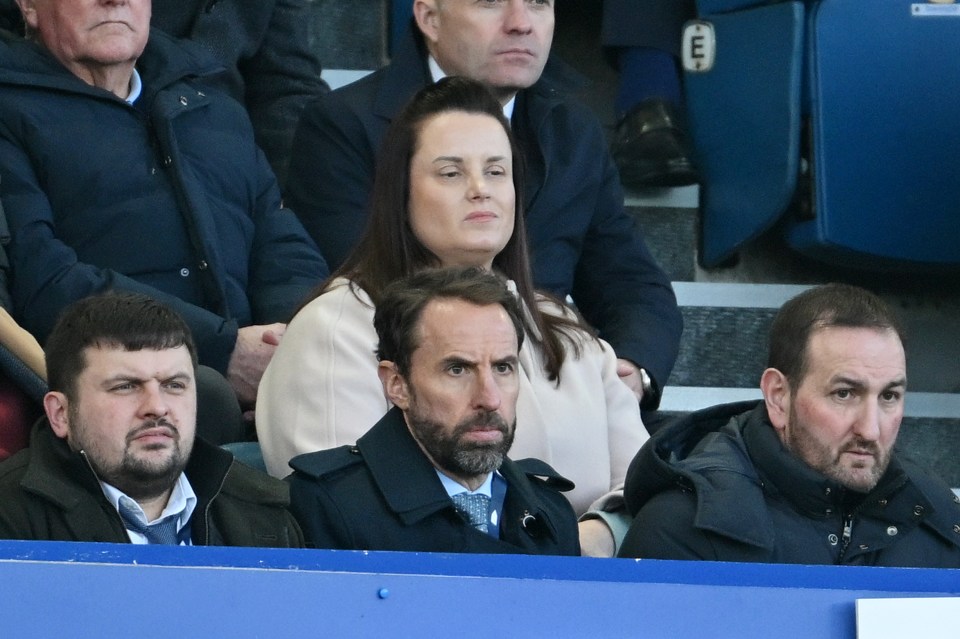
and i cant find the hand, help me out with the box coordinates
[616,358,644,402]
[578,518,616,558]
[226,323,286,408]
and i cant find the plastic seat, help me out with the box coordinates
[686,0,960,269]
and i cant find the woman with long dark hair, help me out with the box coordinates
[257,77,647,555]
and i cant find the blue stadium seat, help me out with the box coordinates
[686,0,960,269]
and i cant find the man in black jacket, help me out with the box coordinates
[619,284,960,567]
[0,292,303,547]
[286,0,682,410]
[289,268,580,555]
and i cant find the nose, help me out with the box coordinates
[853,400,882,442]
[467,172,491,201]
[472,367,502,412]
[503,0,533,34]
[139,381,170,419]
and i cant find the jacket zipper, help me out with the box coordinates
[838,515,854,561]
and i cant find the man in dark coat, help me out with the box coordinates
[0,0,328,187]
[286,0,682,410]
[0,292,304,548]
[619,284,960,567]
[0,0,328,412]
[289,268,580,555]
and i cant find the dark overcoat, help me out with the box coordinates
[288,407,581,556]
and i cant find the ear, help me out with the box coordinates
[760,368,791,433]
[43,391,71,440]
[15,0,38,32]
[413,0,441,45]
[378,361,411,410]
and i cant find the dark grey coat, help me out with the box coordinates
[619,401,960,567]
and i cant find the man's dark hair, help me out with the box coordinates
[767,283,905,387]
[374,267,525,378]
[45,291,198,400]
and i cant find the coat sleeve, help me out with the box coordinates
[240,0,329,187]
[569,128,683,408]
[255,283,390,478]
[246,146,329,325]
[617,489,719,560]
[0,136,241,370]
[284,90,379,269]
[583,334,649,515]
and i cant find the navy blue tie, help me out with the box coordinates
[117,500,182,545]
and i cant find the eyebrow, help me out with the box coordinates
[830,375,906,390]
[101,372,192,386]
[431,155,508,163]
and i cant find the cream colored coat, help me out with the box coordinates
[256,278,647,515]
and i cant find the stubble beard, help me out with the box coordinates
[408,408,515,480]
[786,403,892,493]
[70,408,191,502]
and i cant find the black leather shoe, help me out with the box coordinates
[611,99,699,189]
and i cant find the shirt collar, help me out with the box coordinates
[125,68,143,104]
[427,55,516,121]
[100,472,197,531]
[436,468,496,498]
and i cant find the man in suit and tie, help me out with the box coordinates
[288,268,580,555]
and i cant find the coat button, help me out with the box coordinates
[162,156,173,167]
[179,268,189,277]
[198,260,208,271]
[878,499,888,507]
[886,526,898,536]
[825,508,833,515]
[179,96,188,106]
[824,487,832,496]
[913,505,925,516]
[827,534,839,546]
[859,545,869,551]
[953,524,960,534]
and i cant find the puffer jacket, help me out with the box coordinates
[619,401,960,567]
[0,31,327,371]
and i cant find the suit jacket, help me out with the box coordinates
[287,407,581,555]
[285,24,683,407]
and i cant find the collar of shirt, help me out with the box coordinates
[99,473,198,545]
[427,55,516,120]
[126,68,143,105]
[436,469,495,499]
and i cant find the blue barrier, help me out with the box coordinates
[0,540,957,638]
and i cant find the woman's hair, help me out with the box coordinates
[302,76,593,380]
